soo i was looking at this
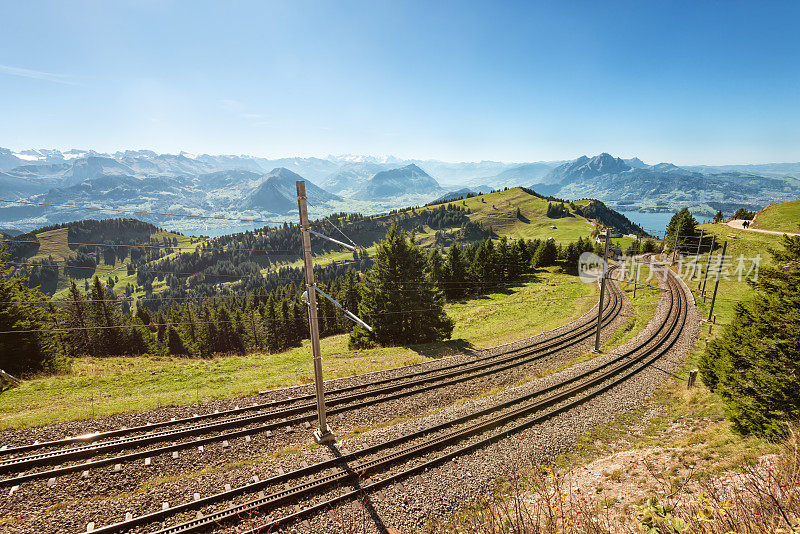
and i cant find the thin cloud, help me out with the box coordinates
[0,64,79,85]
[220,99,269,123]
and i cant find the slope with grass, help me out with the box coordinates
[261,187,597,273]
[440,187,593,243]
[751,199,800,233]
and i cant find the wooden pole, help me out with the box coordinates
[671,229,680,264]
[700,235,717,299]
[296,181,334,444]
[594,228,610,352]
[708,241,727,322]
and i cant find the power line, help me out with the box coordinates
[0,293,608,335]
[0,239,302,255]
[0,199,280,224]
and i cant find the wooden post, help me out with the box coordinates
[687,369,698,388]
[296,181,334,444]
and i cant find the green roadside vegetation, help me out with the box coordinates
[432,203,800,533]
[573,207,799,471]
[0,268,596,429]
[557,206,800,514]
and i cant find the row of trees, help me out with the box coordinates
[546,202,572,219]
[2,223,610,373]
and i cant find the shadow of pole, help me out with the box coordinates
[325,442,391,534]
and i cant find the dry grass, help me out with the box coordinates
[426,430,800,533]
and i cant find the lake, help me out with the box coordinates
[617,211,676,238]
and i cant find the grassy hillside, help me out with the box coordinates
[29,228,73,262]
[436,188,593,243]
[264,188,596,273]
[40,227,197,300]
[752,199,800,233]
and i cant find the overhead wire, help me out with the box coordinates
[0,239,302,255]
[0,292,614,335]
[0,198,281,224]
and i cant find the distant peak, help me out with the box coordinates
[266,167,303,180]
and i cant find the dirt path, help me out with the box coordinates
[726,218,800,236]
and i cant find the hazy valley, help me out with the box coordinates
[2,147,799,235]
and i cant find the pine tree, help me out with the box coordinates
[443,243,468,299]
[666,208,698,240]
[563,242,581,275]
[470,238,498,292]
[533,239,558,268]
[0,253,68,375]
[90,276,122,355]
[699,235,800,440]
[427,249,446,289]
[263,296,279,352]
[62,281,91,356]
[167,326,189,355]
[350,226,454,348]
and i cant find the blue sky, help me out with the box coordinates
[1,1,798,165]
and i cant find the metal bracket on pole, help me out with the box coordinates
[308,229,358,251]
[312,284,373,331]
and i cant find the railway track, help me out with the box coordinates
[0,272,625,486]
[85,263,687,534]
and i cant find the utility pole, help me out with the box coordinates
[250,309,259,349]
[708,240,727,321]
[695,230,704,256]
[699,234,716,296]
[296,181,372,444]
[594,228,610,352]
[671,229,680,264]
[633,259,640,299]
[296,181,335,444]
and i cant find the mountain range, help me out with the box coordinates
[0,147,798,233]
[528,153,800,215]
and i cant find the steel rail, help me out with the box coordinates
[227,272,687,534]
[90,269,684,534]
[0,283,623,485]
[0,281,624,480]
[0,274,621,459]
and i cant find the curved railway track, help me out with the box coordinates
[86,262,688,534]
[0,272,625,486]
